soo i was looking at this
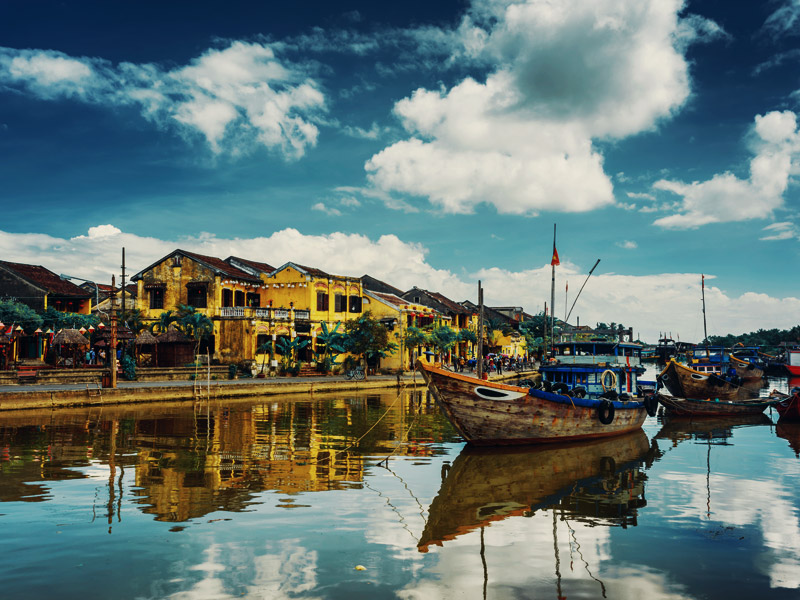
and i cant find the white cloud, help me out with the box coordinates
[0,42,326,160]
[652,110,800,229]
[2,226,799,342]
[763,0,800,38]
[366,0,720,215]
[311,202,342,216]
[760,221,799,240]
[616,240,638,249]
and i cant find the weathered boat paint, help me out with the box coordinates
[658,359,760,402]
[417,361,647,445]
[656,392,777,416]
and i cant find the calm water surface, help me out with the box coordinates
[1,375,799,600]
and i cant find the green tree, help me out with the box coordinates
[178,308,214,360]
[429,325,458,361]
[343,311,397,378]
[151,310,179,334]
[275,336,309,375]
[314,321,347,373]
[0,301,43,333]
[40,307,97,332]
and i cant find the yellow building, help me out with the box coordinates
[362,289,439,371]
[131,249,269,365]
[259,262,365,365]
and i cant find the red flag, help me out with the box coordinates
[551,245,560,266]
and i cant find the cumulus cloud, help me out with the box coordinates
[366,0,721,215]
[0,42,326,159]
[2,226,798,342]
[616,240,638,249]
[652,110,800,229]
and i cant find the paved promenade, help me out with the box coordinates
[0,369,536,412]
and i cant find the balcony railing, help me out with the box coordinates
[218,307,270,319]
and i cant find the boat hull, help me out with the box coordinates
[656,393,775,416]
[775,393,800,421]
[658,360,759,402]
[417,362,647,445]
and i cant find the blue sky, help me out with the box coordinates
[1,0,799,341]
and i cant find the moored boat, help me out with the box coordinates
[770,387,800,421]
[786,347,800,376]
[417,360,651,445]
[657,359,760,402]
[656,392,777,416]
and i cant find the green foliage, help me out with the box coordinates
[121,309,147,334]
[343,312,395,375]
[151,310,179,334]
[40,307,98,332]
[457,329,477,344]
[429,326,458,353]
[314,321,347,372]
[403,326,429,349]
[708,326,800,352]
[0,300,44,333]
[275,336,309,373]
[519,314,547,350]
[121,353,136,381]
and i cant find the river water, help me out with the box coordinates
[1,375,799,600]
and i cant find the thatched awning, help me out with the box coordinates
[135,330,159,345]
[157,326,191,343]
[51,328,90,346]
[96,326,135,340]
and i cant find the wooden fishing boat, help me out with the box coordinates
[418,430,651,551]
[657,359,760,402]
[768,387,800,421]
[656,392,777,416]
[417,361,650,445]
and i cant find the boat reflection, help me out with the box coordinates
[776,422,800,457]
[653,413,773,449]
[419,429,654,552]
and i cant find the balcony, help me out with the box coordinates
[218,307,271,319]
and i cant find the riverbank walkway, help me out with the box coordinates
[0,368,538,412]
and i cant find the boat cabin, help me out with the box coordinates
[551,341,643,368]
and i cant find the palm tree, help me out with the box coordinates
[151,310,179,334]
[179,310,214,359]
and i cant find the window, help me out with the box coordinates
[234,290,245,307]
[149,288,164,310]
[246,292,260,307]
[256,334,270,351]
[221,289,233,307]
[316,292,329,311]
[349,295,362,313]
[187,284,207,309]
[334,294,345,313]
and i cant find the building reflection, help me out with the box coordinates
[0,390,457,522]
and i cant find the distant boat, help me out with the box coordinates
[786,347,800,376]
[657,359,760,402]
[656,393,778,417]
[416,361,652,445]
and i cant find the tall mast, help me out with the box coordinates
[702,274,709,354]
[477,281,484,379]
[550,224,556,350]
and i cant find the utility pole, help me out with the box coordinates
[109,275,117,388]
[477,281,484,380]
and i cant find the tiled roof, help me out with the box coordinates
[361,274,405,297]
[226,256,276,274]
[0,261,91,297]
[423,289,470,315]
[180,250,260,282]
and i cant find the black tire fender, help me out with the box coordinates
[644,393,658,417]
[598,399,615,425]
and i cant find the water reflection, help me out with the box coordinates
[420,431,654,552]
[0,391,459,522]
